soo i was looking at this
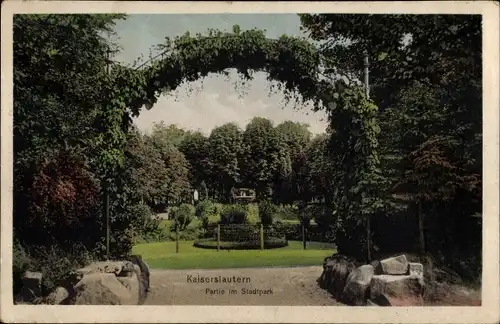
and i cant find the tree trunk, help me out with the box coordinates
[366,215,372,262]
[418,201,425,255]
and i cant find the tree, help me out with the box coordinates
[240,117,283,200]
[150,122,190,148]
[275,121,312,158]
[206,123,243,201]
[300,14,482,264]
[179,131,210,190]
[396,136,481,256]
[125,128,168,207]
[304,134,336,204]
[162,145,192,206]
[13,14,128,254]
[273,121,312,205]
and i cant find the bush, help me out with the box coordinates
[275,205,300,221]
[128,203,154,228]
[13,242,98,299]
[258,201,276,225]
[171,203,195,231]
[195,200,217,219]
[15,149,101,249]
[168,224,203,241]
[220,204,248,224]
[271,221,335,243]
[13,240,32,296]
[219,224,260,242]
[305,204,334,229]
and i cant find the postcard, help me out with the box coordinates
[1,1,499,323]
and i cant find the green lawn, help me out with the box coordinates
[132,240,336,269]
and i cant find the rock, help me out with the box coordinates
[45,286,71,305]
[342,265,375,306]
[72,273,136,305]
[408,262,424,279]
[319,254,356,301]
[116,273,141,304]
[75,261,135,277]
[370,274,424,306]
[129,255,150,291]
[19,271,42,303]
[377,255,409,275]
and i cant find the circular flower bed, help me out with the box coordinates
[193,237,288,250]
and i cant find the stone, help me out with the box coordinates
[72,273,135,305]
[75,261,135,277]
[370,274,425,306]
[342,265,375,306]
[319,254,356,301]
[45,286,71,305]
[129,255,150,292]
[408,262,424,279]
[377,255,409,275]
[117,273,141,304]
[19,271,42,303]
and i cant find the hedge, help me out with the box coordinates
[193,237,288,250]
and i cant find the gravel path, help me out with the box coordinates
[145,266,342,305]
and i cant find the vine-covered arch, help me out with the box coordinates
[98,26,384,259]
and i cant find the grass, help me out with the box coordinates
[132,240,336,270]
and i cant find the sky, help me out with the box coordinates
[112,14,328,135]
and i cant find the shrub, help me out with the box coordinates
[271,221,335,243]
[193,237,288,250]
[171,203,195,231]
[168,224,203,241]
[220,204,248,224]
[128,203,154,228]
[258,201,277,225]
[219,224,259,242]
[15,243,98,298]
[195,200,217,219]
[304,204,334,229]
[13,240,32,296]
[247,203,259,222]
[16,149,101,249]
[275,205,300,221]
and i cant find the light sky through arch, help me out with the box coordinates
[112,14,329,135]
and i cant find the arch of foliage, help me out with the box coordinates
[99,26,384,259]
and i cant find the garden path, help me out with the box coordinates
[144,266,342,305]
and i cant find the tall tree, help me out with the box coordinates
[179,131,210,190]
[13,14,126,249]
[300,14,482,263]
[273,121,313,204]
[240,117,283,200]
[206,123,243,201]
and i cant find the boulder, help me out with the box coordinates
[45,286,71,305]
[408,262,424,279]
[342,265,375,306]
[319,254,357,301]
[376,255,409,275]
[370,274,424,306]
[71,272,136,305]
[75,261,136,277]
[19,271,42,303]
[116,273,141,304]
[129,255,150,291]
